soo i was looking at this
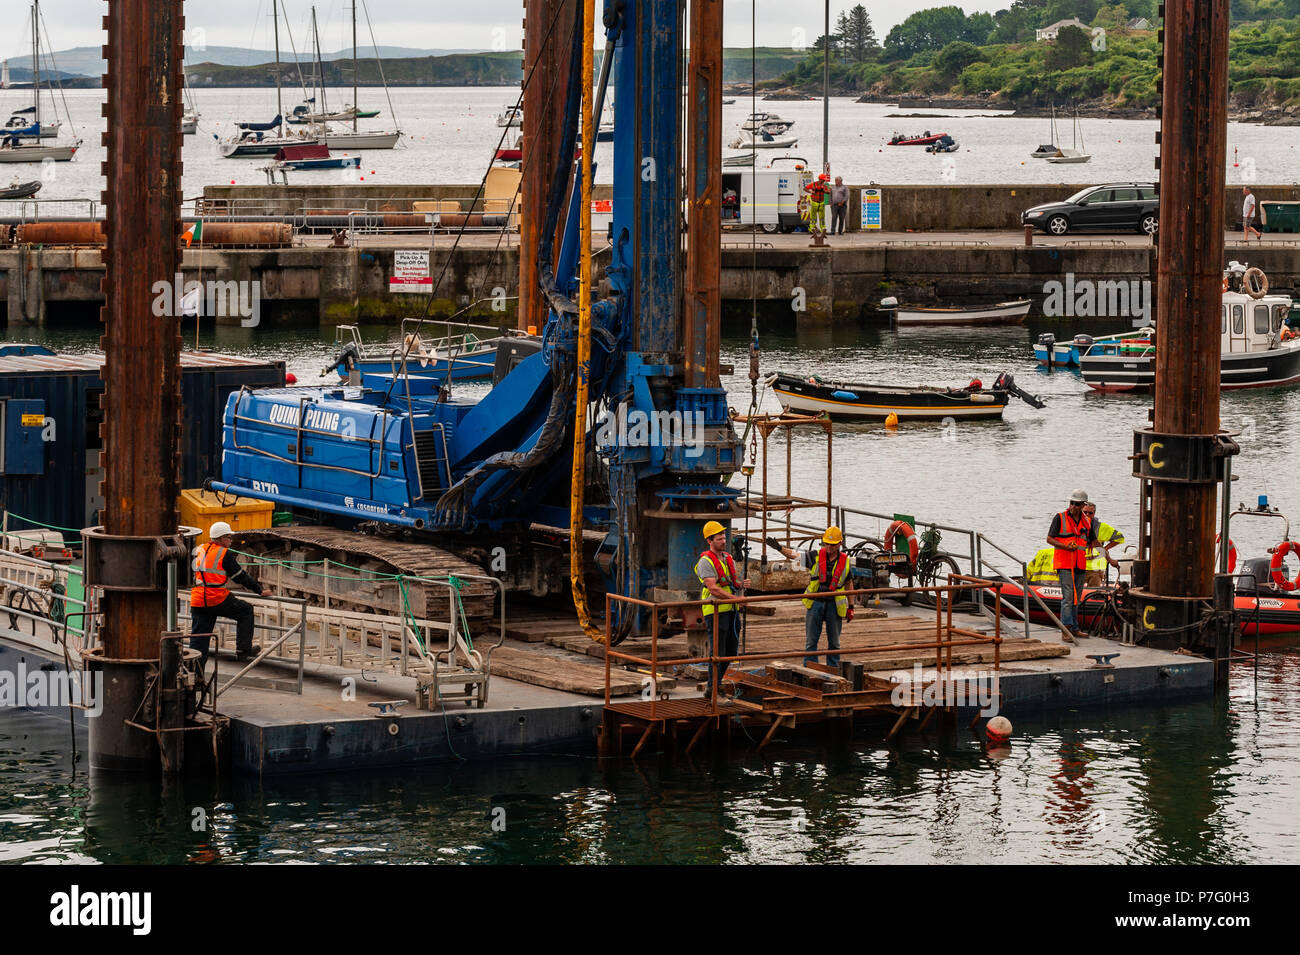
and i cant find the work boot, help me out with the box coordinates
[235,645,262,662]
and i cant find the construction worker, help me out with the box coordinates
[1046,490,1105,641]
[804,173,830,236]
[189,521,272,666]
[777,526,853,669]
[1082,502,1125,587]
[696,520,750,698]
[1025,547,1060,586]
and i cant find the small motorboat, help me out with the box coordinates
[1081,264,1300,392]
[925,135,959,154]
[1,178,41,199]
[325,324,540,387]
[729,128,798,150]
[267,144,360,171]
[1034,330,1153,368]
[887,131,948,146]
[1030,143,1059,159]
[496,105,523,128]
[767,370,1044,421]
[881,297,1031,327]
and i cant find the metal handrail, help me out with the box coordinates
[178,589,308,696]
[603,579,1004,719]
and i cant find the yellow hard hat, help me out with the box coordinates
[702,520,726,539]
[822,525,844,545]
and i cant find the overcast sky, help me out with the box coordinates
[31,1,1010,51]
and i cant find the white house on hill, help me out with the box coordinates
[1036,17,1088,41]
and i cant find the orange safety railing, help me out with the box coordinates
[603,575,1004,719]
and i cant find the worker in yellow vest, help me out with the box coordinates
[777,526,853,669]
[189,521,272,667]
[696,520,751,698]
[1026,548,1060,585]
[1082,502,1125,587]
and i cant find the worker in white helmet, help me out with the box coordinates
[189,521,272,666]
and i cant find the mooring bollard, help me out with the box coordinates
[1024,224,1034,247]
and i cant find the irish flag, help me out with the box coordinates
[182,220,203,247]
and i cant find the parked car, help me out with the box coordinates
[1022,183,1159,236]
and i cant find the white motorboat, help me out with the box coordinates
[497,105,522,127]
[729,128,798,150]
[882,297,1032,327]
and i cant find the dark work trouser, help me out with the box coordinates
[190,594,256,664]
[705,609,739,694]
[832,202,847,234]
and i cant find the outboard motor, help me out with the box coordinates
[1236,557,1273,595]
[1037,331,1056,349]
[1072,334,1095,349]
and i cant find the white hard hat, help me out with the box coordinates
[209,521,234,539]
[1069,489,1089,504]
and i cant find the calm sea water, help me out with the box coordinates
[2,649,1297,864]
[5,86,1298,202]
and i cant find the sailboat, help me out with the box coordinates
[181,62,199,134]
[0,1,79,163]
[316,1,401,151]
[1030,105,1059,159]
[1045,108,1091,164]
[219,0,320,158]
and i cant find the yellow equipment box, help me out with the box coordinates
[180,489,274,545]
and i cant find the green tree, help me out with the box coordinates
[883,6,974,59]
[1045,0,1101,23]
[845,5,878,62]
[1046,24,1093,70]
[933,40,982,78]
[990,0,1050,44]
[965,11,996,43]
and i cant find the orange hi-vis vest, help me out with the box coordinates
[806,181,828,203]
[191,542,231,607]
[1052,511,1091,571]
[802,547,852,617]
[698,550,738,615]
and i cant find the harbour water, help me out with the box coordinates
[6,87,1295,200]
[3,648,1297,864]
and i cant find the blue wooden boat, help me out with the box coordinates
[270,144,360,171]
[324,323,540,389]
[1034,329,1152,368]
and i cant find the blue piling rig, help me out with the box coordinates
[212,0,740,641]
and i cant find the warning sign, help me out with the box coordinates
[390,250,431,293]
[21,414,44,427]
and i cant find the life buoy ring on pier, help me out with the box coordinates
[797,195,811,223]
[884,520,919,571]
[1215,534,1237,573]
[1244,267,1269,299]
[1222,276,1229,293]
[1270,540,1300,591]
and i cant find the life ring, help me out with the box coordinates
[1244,267,1269,299]
[1222,276,1229,293]
[1270,540,1300,591]
[884,520,919,572]
[797,196,811,222]
[1215,533,1237,573]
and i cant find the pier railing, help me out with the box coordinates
[603,577,1004,721]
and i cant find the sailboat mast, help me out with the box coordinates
[352,1,358,132]
[273,0,283,125]
[312,7,326,116]
[32,1,40,126]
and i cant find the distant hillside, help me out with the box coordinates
[11,46,487,79]
[184,46,807,88]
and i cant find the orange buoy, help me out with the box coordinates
[884,412,899,429]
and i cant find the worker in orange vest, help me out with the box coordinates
[189,521,272,666]
[1046,490,1103,642]
[805,173,831,237]
[696,520,751,699]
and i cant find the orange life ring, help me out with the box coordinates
[884,520,920,572]
[1222,276,1229,293]
[1216,534,1237,573]
[1270,540,1300,591]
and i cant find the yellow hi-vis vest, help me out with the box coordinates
[698,550,738,615]
[1085,522,1125,571]
[1026,548,1060,585]
[802,547,851,617]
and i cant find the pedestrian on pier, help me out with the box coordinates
[696,521,750,698]
[189,521,272,667]
[1046,490,1100,642]
[1082,503,1124,587]
[1243,187,1262,242]
[831,176,850,235]
[776,526,853,669]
